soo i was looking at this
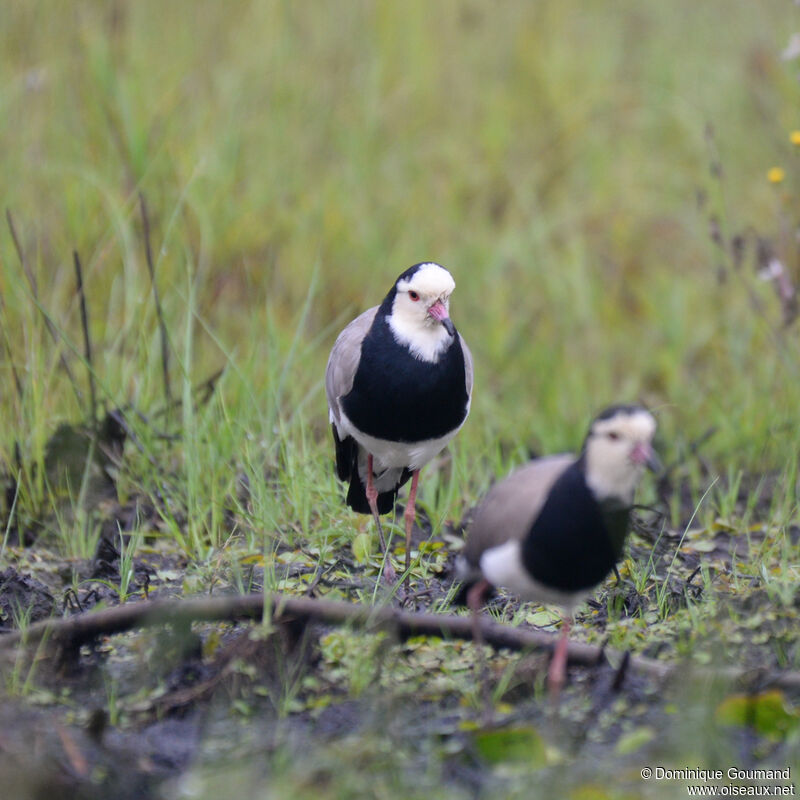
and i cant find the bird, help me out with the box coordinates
[326,262,473,583]
[456,404,660,693]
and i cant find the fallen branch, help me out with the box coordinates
[1,592,798,691]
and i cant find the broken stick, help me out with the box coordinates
[0,592,797,691]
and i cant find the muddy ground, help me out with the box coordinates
[0,429,798,799]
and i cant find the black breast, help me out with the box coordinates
[342,313,468,443]
[521,463,630,592]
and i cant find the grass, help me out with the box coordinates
[0,0,799,798]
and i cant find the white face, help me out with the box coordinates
[394,263,455,325]
[584,408,658,504]
[388,263,457,361]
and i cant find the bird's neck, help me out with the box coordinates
[380,308,453,363]
[575,451,636,553]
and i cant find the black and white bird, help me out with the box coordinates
[456,405,660,692]
[326,263,473,582]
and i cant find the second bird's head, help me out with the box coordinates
[581,405,661,506]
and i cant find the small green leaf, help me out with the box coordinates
[351,532,372,564]
[615,726,656,755]
[202,630,222,658]
[231,699,253,717]
[473,726,547,766]
[715,691,800,738]
[685,540,717,553]
[526,609,560,628]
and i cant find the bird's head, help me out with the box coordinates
[386,262,457,361]
[581,405,660,505]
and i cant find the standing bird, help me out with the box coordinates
[326,262,473,583]
[456,405,660,692]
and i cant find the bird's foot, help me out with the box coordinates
[382,559,397,585]
[396,585,432,611]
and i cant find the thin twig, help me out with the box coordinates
[139,193,172,412]
[656,426,718,505]
[611,650,631,692]
[0,284,23,400]
[6,208,38,294]
[73,250,97,425]
[150,366,224,420]
[660,426,718,481]
[6,209,83,405]
[2,592,799,691]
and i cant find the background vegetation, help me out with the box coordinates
[0,1,799,798]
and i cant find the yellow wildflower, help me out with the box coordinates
[767,167,785,184]
[791,130,800,146]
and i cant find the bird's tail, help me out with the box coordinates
[331,424,408,514]
[345,467,398,514]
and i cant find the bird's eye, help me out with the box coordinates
[409,291,420,301]
[607,431,621,441]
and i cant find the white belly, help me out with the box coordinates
[334,409,464,494]
[338,409,462,472]
[479,540,588,613]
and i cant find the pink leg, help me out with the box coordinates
[467,579,490,647]
[366,454,395,583]
[547,615,572,695]
[402,470,420,582]
[467,579,492,714]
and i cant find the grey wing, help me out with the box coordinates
[463,453,575,568]
[325,306,378,427]
[459,334,474,400]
